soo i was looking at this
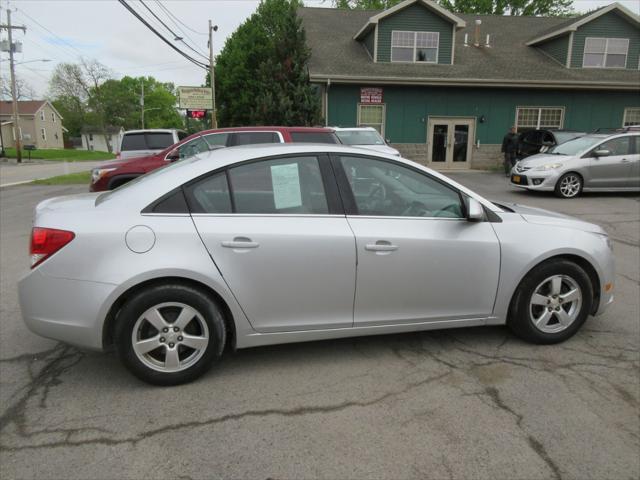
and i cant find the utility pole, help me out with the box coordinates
[208,20,217,129]
[1,9,26,163]
[140,81,144,129]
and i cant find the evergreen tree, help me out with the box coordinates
[213,0,321,126]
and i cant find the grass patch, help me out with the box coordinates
[31,171,92,185]
[4,148,115,162]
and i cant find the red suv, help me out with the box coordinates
[90,126,339,192]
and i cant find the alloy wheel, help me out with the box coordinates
[529,275,582,334]
[131,302,209,373]
[559,175,581,198]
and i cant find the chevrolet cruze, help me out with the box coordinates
[19,145,615,385]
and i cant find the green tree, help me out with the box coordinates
[334,0,574,15]
[214,0,321,126]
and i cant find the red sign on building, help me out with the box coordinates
[187,109,207,119]
[360,87,384,104]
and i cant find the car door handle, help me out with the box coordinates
[222,238,259,249]
[621,158,630,163]
[365,241,398,252]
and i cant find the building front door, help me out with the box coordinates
[427,118,475,170]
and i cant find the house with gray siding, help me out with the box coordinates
[299,0,640,169]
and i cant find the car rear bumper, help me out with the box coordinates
[18,269,116,351]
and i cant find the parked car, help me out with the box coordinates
[91,126,340,191]
[517,129,586,160]
[334,127,400,156]
[118,129,188,161]
[20,144,614,385]
[511,130,640,198]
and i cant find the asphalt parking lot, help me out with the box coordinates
[0,172,638,480]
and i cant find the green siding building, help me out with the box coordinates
[299,0,640,169]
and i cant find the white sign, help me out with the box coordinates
[178,87,213,110]
[271,163,302,210]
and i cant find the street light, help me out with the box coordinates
[15,58,51,65]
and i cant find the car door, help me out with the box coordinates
[187,154,356,333]
[628,135,640,188]
[585,136,634,188]
[334,154,501,326]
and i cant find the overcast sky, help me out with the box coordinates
[1,0,638,99]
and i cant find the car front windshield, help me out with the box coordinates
[337,130,385,146]
[548,136,604,156]
[553,132,584,145]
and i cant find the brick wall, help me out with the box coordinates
[391,143,503,170]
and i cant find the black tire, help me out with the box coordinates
[508,260,593,344]
[554,172,583,199]
[114,283,226,385]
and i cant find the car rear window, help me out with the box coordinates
[121,132,175,151]
[290,132,340,144]
[232,132,280,146]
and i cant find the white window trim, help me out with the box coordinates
[357,103,386,137]
[582,37,629,69]
[40,110,45,121]
[623,107,640,127]
[52,112,56,123]
[391,30,439,64]
[515,106,565,131]
[41,128,46,141]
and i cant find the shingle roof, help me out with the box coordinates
[298,7,640,89]
[0,100,47,116]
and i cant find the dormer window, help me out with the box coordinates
[583,37,629,68]
[391,30,439,63]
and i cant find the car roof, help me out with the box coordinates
[98,143,500,213]
[197,126,335,133]
[332,127,377,132]
[122,129,184,134]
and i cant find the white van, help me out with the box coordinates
[118,129,188,160]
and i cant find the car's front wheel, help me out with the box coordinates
[555,172,583,198]
[114,283,226,385]
[508,260,593,344]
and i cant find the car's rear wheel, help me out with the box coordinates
[555,173,583,199]
[114,283,226,385]
[508,260,593,344]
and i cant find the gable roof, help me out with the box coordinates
[526,3,640,45]
[0,100,64,119]
[354,0,466,40]
[298,6,640,90]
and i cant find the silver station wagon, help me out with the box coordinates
[19,145,614,385]
[511,130,640,198]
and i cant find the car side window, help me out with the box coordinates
[598,137,632,156]
[184,172,232,214]
[228,156,329,214]
[339,156,463,218]
[232,132,280,146]
[177,137,210,160]
[203,133,229,146]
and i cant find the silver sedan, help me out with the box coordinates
[19,144,615,385]
[511,131,640,198]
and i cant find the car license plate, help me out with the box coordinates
[512,175,521,183]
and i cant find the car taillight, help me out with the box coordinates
[30,227,75,268]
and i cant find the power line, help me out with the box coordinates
[14,7,85,59]
[154,1,207,36]
[117,0,208,71]
[138,0,209,61]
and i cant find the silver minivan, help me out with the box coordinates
[118,129,188,161]
[511,130,640,198]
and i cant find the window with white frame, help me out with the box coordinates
[41,128,46,141]
[391,30,439,63]
[583,37,629,68]
[516,107,564,132]
[358,104,385,135]
[51,112,56,122]
[40,110,45,121]
[623,107,640,127]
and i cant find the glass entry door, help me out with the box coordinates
[427,118,475,169]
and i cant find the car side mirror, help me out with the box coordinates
[385,138,391,144]
[466,198,485,222]
[167,149,180,162]
[594,149,610,157]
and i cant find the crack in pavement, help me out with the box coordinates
[0,370,452,452]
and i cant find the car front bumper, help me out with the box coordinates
[18,269,117,351]
[510,167,562,192]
